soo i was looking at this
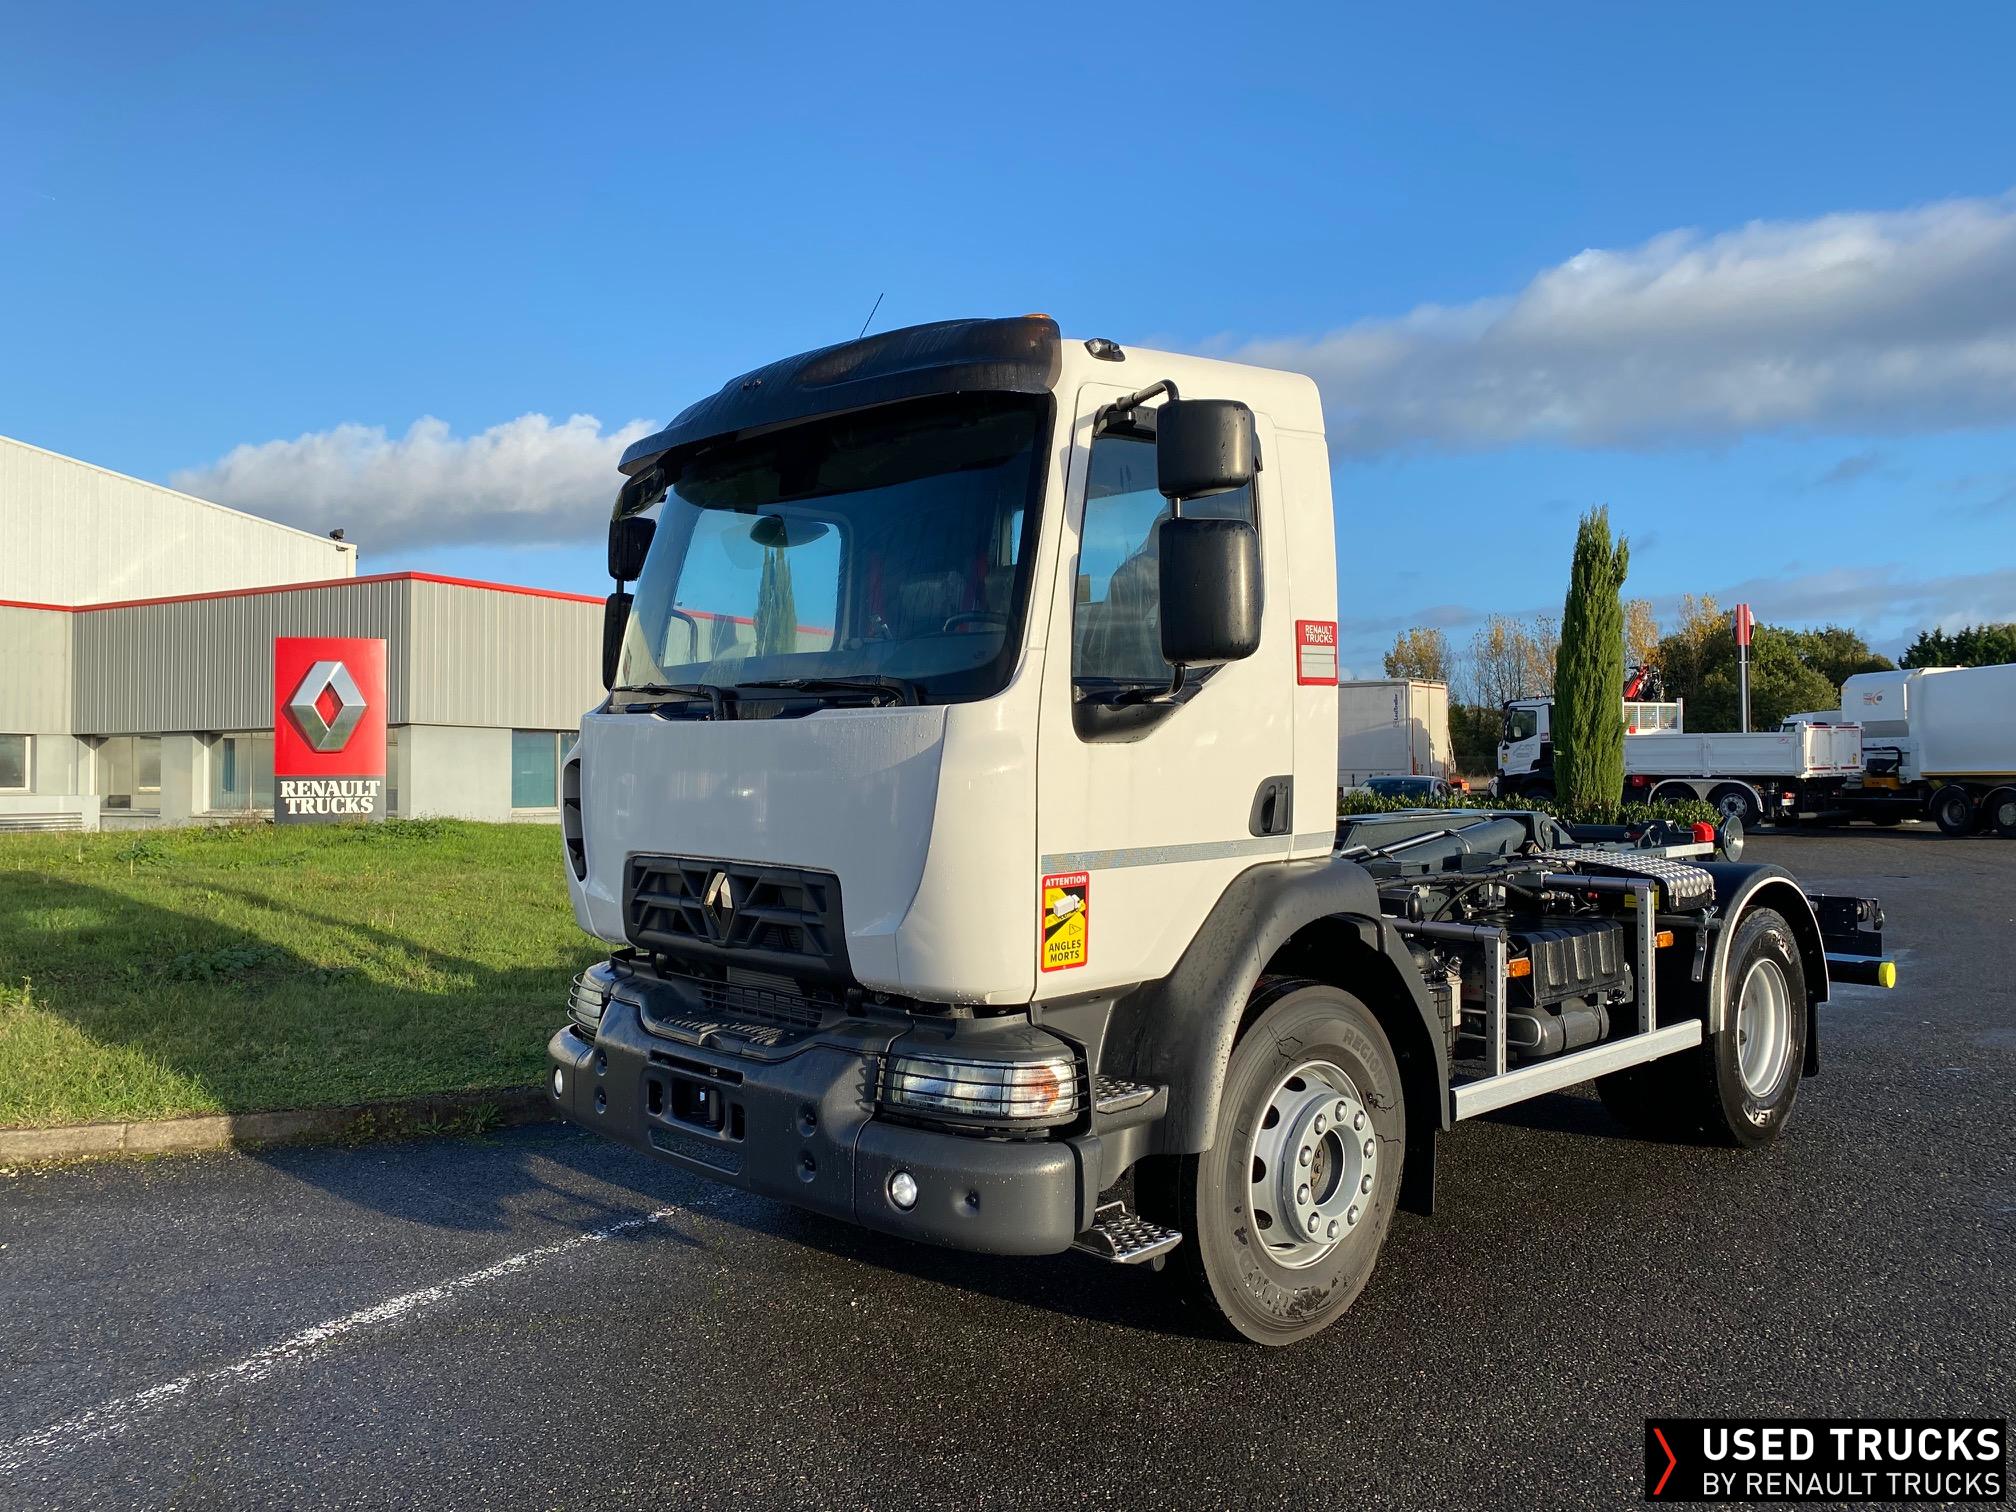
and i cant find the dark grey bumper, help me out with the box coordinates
[546,1000,1090,1256]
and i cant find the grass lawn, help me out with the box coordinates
[0,820,602,1128]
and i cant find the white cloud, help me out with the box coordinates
[1235,192,2016,453]
[172,413,657,551]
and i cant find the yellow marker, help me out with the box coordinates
[1877,960,1898,989]
[1506,957,1531,979]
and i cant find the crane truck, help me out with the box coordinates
[548,315,1895,1345]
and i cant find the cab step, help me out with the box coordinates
[1071,1201,1182,1265]
[1093,1075,1159,1115]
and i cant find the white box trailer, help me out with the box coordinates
[1337,679,1451,788]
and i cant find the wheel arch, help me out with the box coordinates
[1100,858,1449,1214]
[1698,862,1828,1076]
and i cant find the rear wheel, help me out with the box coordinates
[1981,786,2016,838]
[1709,783,1763,829]
[1596,907,1807,1148]
[1931,784,1976,837]
[1649,782,1697,809]
[1138,980,1405,1346]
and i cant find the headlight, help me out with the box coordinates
[880,1053,1081,1127]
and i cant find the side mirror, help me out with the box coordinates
[1158,517,1260,666]
[608,516,655,581]
[601,590,633,690]
[1157,398,1256,501]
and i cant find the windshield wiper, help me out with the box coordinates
[611,683,733,718]
[734,676,921,707]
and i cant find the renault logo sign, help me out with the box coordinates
[703,870,737,930]
[273,636,387,824]
[285,659,367,753]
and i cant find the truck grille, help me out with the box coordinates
[624,855,850,980]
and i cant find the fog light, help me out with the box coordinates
[551,1068,565,1098]
[888,1170,919,1210]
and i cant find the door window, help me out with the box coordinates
[1072,430,1254,689]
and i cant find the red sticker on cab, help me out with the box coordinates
[1295,620,1339,685]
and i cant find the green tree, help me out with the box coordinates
[1689,627,1841,729]
[1553,507,1630,815]
[1783,625,1893,686]
[1901,622,2016,668]
[1384,626,1453,682]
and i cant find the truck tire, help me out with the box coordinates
[1982,786,2016,838]
[1137,979,1405,1346]
[1709,783,1762,829]
[1595,907,1807,1149]
[1931,784,1976,837]
[1525,784,1555,804]
[1648,783,1697,809]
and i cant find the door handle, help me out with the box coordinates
[1249,775,1294,837]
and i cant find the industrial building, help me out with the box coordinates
[1,434,603,831]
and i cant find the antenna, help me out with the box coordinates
[857,292,885,339]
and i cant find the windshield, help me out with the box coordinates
[1502,706,1539,743]
[616,395,1047,706]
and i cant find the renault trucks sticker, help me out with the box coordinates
[1295,619,1339,685]
[1040,871,1090,972]
[274,636,387,823]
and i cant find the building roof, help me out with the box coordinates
[1,434,359,606]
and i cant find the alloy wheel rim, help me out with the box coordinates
[1246,1060,1376,1269]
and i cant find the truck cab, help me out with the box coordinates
[549,316,1890,1345]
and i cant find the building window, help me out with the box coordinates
[385,726,400,816]
[1073,429,1256,689]
[97,735,162,812]
[208,732,275,813]
[0,734,29,792]
[512,730,569,810]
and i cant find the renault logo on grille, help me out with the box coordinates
[285,659,367,753]
[703,870,737,931]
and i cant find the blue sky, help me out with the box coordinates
[5,1,2014,673]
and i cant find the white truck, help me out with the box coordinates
[1497,694,1865,826]
[548,316,1894,1345]
[1337,678,1452,789]
[1817,666,2016,836]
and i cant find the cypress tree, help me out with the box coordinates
[1554,506,1631,818]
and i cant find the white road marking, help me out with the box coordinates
[0,1197,727,1475]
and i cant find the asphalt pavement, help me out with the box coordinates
[2,831,2010,1510]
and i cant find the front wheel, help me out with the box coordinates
[1137,980,1405,1346]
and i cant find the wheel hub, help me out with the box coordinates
[1248,1061,1376,1269]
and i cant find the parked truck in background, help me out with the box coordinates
[1498,691,1868,828]
[1815,665,2016,836]
[548,315,1894,1345]
[1337,678,1452,789]
[1495,692,1683,798]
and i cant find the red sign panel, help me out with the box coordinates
[274,637,387,823]
[1295,619,1340,685]
[1732,603,1754,648]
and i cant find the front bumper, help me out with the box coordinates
[547,998,1091,1255]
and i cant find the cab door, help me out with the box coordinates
[1031,381,1300,1000]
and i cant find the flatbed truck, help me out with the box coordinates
[548,316,1894,1344]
